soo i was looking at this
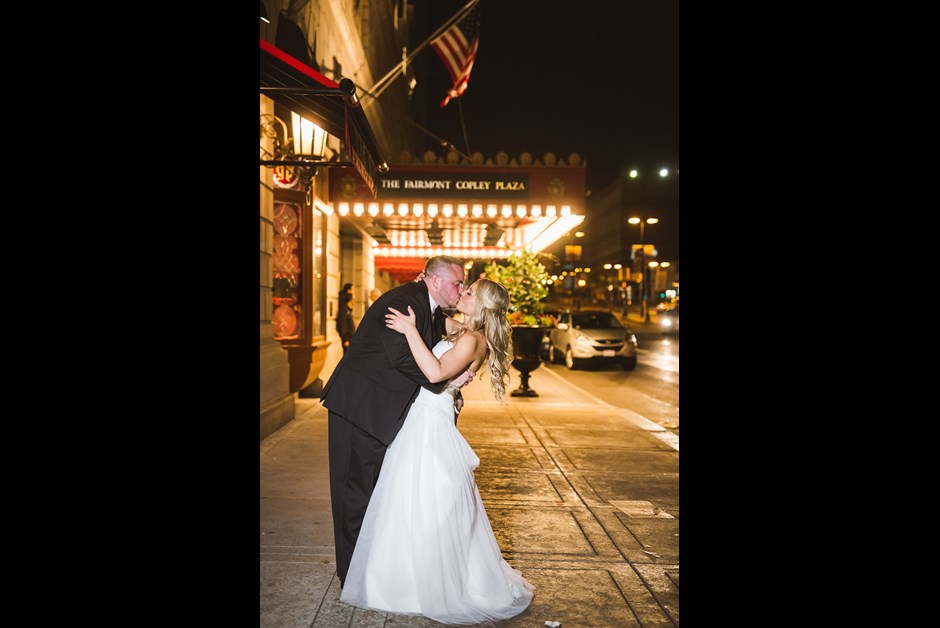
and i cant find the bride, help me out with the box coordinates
[339,278,534,624]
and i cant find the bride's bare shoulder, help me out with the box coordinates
[459,329,487,353]
[452,329,481,345]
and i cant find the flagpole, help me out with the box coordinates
[406,118,473,162]
[457,99,472,155]
[365,0,479,103]
[362,0,479,106]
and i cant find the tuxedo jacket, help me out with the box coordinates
[320,280,448,445]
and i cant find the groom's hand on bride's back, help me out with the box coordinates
[454,390,464,423]
[451,369,474,424]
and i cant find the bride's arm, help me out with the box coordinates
[386,306,479,383]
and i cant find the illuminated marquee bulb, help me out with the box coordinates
[353,203,364,216]
[486,204,497,218]
[383,203,394,217]
[368,203,379,217]
[472,204,483,217]
[338,202,350,216]
[413,203,423,217]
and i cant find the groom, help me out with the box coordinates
[320,255,471,587]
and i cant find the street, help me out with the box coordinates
[537,333,679,436]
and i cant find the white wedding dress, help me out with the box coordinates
[340,340,534,624]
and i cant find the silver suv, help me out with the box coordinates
[547,310,638,370]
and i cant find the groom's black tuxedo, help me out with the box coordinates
[320,279,447,444]
[320,278,448,585]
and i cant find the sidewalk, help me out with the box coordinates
[261,364,679,627]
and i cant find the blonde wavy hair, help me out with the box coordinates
[447,279,513,401]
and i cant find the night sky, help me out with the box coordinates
[411,0,679,196]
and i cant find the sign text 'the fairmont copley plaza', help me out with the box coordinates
[329,165,585,206]
[380,172,527,196]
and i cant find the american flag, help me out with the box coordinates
[430,5,481,107]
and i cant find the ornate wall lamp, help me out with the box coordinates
[260,112,330,205]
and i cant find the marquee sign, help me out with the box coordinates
[328,164,585,207]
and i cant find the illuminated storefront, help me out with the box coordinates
[259,38,386,437]
[326,162,586,282]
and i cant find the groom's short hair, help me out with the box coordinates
[424,255,465,276]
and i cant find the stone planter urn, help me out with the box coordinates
[485,249,557,397]
[509,325,550,397]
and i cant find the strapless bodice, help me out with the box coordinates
[432,339,453,358]
[416,340,459,401]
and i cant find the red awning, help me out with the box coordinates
[260,39,385,196]
[373,257,430,284]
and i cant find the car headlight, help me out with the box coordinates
[661,318,672,327]
[573,331,593,346]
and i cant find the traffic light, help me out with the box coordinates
[659,291,666,300]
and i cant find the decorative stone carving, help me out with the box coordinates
[547,177,565,197]
[390,149,581,168]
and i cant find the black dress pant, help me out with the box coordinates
[327,410,388,584]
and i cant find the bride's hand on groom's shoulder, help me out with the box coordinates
[385,306,417,333]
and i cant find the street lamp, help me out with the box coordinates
[628,216,658,322]
[562,229,585,309]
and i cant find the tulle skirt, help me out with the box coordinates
[340,385,534,624]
